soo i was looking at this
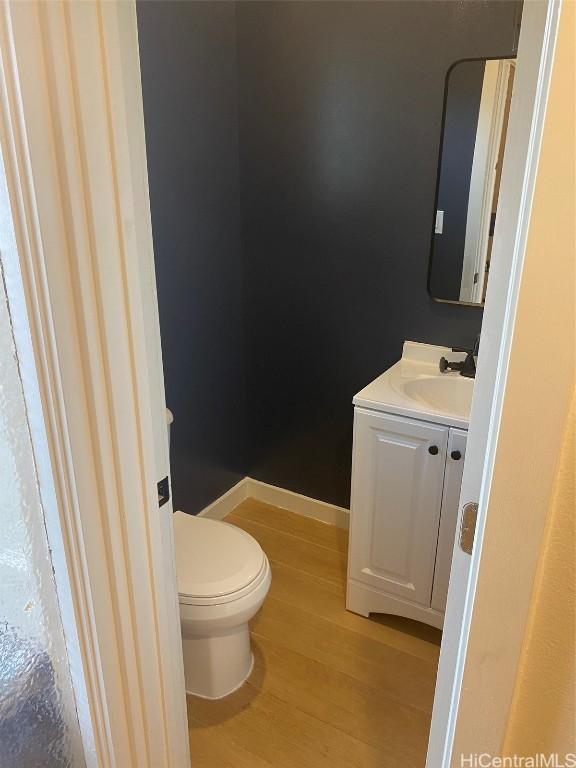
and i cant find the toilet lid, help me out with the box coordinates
[173,511,266,600]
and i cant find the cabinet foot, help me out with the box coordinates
[346,579,444,629]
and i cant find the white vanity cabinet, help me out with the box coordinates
[347,407,467,629]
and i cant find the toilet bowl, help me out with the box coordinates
[173,511,271,699]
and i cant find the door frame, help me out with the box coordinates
[0,1,189,766]
[427,0,563,764]
[0,0,566,766]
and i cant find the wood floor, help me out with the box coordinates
[187,498,442,768]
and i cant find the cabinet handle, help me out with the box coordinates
[451,450,462,460]
[428,445,439,455]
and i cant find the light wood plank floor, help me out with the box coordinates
[187,498,442,768]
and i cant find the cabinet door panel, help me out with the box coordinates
[349,409,448,606]
[431,428,467,612]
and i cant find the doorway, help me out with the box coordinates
[0,0,571,766]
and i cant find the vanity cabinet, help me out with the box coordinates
[347,407,467,629]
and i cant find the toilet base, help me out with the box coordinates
[182,622,253,699]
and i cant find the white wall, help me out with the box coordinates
[503,0,575,754]
[504,390,575,755]
[452,0,575,758]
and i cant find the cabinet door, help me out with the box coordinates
[349,408,448,606]
[431,428,467,612]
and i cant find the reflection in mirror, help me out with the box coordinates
[429,57,516,305]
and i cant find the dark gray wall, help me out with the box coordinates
[431,61,486,301]
[138,0,522,514]
[137,1,247,514]
[237,1,521,507]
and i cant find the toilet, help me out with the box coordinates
[166,410,270,698]
[173,512,271,699]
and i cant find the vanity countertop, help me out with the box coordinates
[353,341,473,429]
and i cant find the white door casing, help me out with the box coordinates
[427,1,562,764]
[0,2,190,766]
[453,0,574,757]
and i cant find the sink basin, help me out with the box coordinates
[353,342,476,427]
[393,375,474,418]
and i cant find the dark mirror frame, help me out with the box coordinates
[427,55,518,307]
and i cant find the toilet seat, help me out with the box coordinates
[178,559,270,607]
[173,511,266,605]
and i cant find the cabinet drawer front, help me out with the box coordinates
[431,428,467,612]
[349,408,448,606]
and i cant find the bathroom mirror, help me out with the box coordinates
[428,57,516,305]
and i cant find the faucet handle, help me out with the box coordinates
[440,356,465,374]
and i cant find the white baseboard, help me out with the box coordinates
[196,478,249,520]
[196,476,350,530]
[246,478,350,530]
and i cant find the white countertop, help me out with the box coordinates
[353,341,473,429]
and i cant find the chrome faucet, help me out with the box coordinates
[439,335,480,379]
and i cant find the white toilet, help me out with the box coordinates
[166,410,270,698]
[173,511,271,699]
